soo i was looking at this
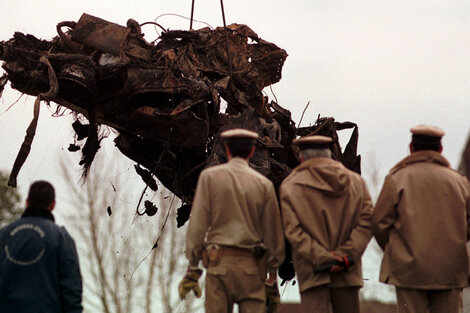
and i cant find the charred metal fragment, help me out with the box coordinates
[176,203,191,228]
[72,119,90,141]
[134,164,158,192]
[78,109,101,178]
[338,122,361,174]
[0,74,8,97]
[297,117,361,174]
[144,200,158,216]
[68,144,80,152]
[279,239,295,282]
[8,97,41,187]
[8,56,59,187]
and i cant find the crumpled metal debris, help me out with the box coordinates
[0,12,362,284]
[0,12,361,201]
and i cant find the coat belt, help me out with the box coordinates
[220,245,253,257]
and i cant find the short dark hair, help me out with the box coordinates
[411,134,442,152]
[225,138,255,158]
[27,181,55,210]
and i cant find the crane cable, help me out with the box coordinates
[190,0,196,30]
[189,0,233,75]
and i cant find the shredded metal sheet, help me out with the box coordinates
[0,13,360,205]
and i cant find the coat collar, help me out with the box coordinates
[21,207,55,222]
[390,150,450,175]
[295,157,338,172]
[228,157,250,167]
[290,157,350,196]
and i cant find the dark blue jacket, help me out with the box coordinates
[0,208,83,313]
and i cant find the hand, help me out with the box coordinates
[178,267,203,300]
[265,280,280,313]
[330,251,343,262]
[330,251,344,273]
[330,264,344,273]
[266,270,277,285]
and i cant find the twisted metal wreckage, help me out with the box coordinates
[0,14,361,281]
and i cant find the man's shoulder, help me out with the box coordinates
[343,167,365,184]
[245,165,271,182]
[200,162,228,174]
[280,170,297,186]
[388,151,452,175]
[1,216,55,230]
[6,218,70,241]
[203,161,271,183]
[389,159,460,179]
[198,164,228,184]
[280,169,303,192]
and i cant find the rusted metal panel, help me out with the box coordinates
[72,13,130,56]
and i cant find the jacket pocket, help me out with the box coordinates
[243,267,259,276]
[207,267,227,276]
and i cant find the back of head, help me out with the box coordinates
[293,135,333,162]
[410,125,444,152]
[27,181,55,210]
[221,128,259,159]
[226,138,256,158]
[299,148,331,161]
[411,135,441,152]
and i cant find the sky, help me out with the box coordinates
[0,0,469,305]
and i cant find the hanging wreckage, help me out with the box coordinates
[0,13,360,239]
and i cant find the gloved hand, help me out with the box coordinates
[265,280,280,313]
[178,267,203,300]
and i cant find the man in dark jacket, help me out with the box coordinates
[0,180,83,313]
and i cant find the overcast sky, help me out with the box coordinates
[1,0,469,180]
[1,0,469,304]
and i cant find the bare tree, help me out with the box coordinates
[59,152,201,313]
[0,170,22,227]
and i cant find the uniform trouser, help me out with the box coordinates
[205,255,266,313]
[396,287,462,313]
[300,285,360,313]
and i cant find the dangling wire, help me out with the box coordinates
[155,13,213,30]
[139,21,166,32]
[125,193,177,295]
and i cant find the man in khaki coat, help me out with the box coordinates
[178,128,285,313]
[372,125,470,313]
[280,135,373,313]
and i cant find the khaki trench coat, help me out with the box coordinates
[280,157,373,292]
[372,150,470,289]
[186,157,285,269]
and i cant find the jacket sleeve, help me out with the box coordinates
[465,179,470,241]
[336,178,373,259]
[371,176,399,249]
[59,228,83,313]
[280,185,335,266]
[185,171,211,267]
[261,182,285,269]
